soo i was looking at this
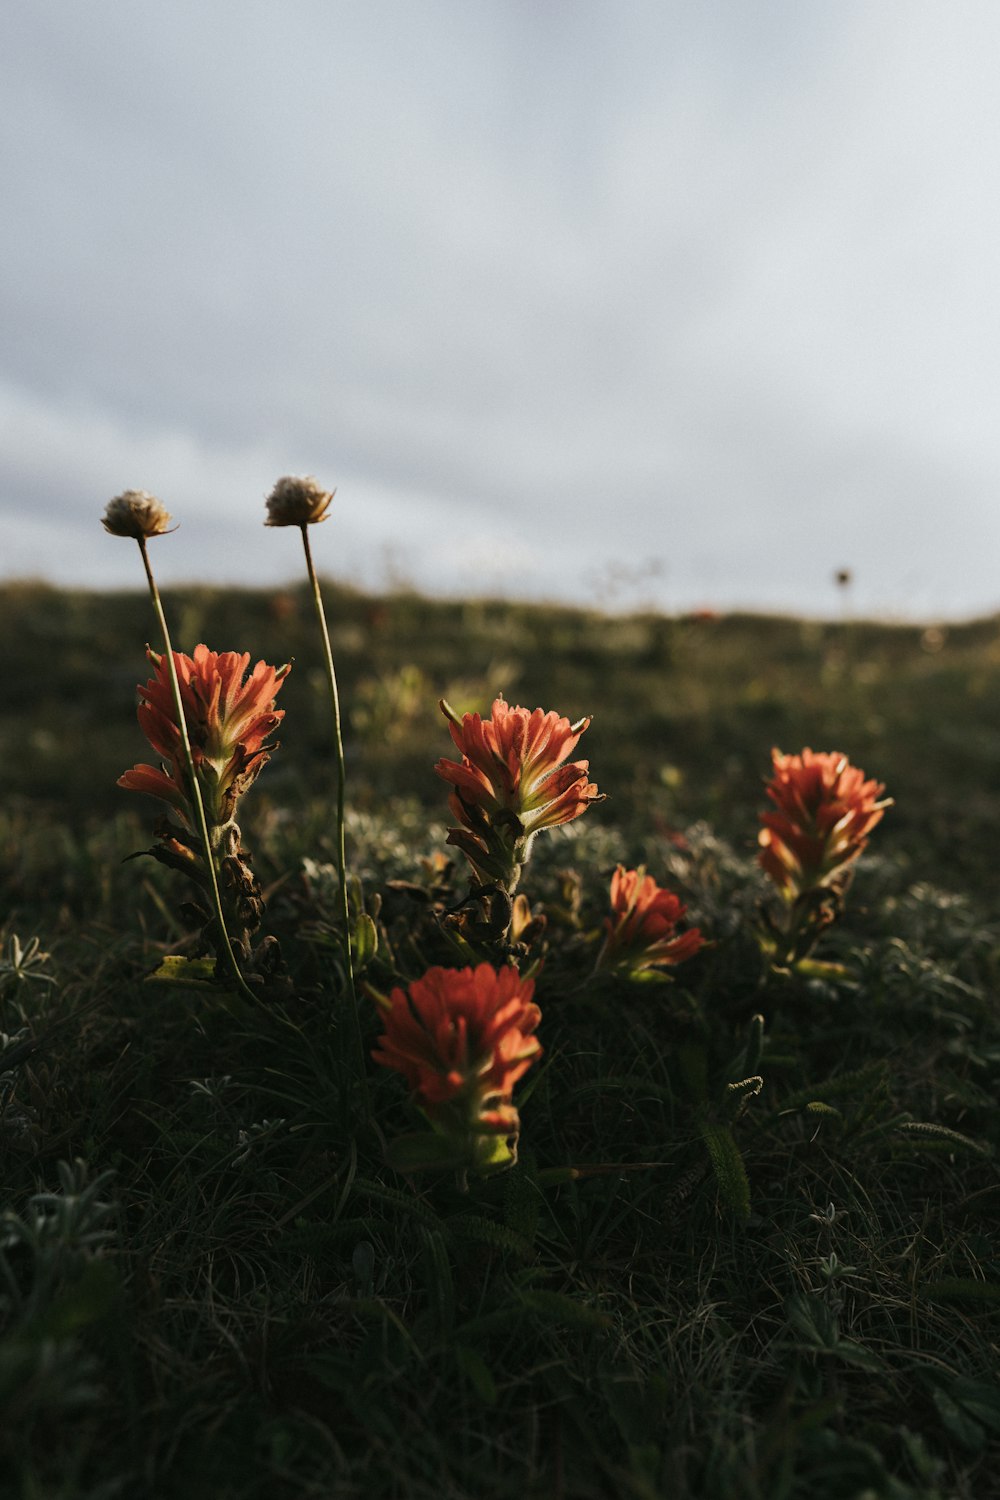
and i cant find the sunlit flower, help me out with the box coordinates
[101,490,175,539]
[119,644,290,823]
[437,697,598,834]
[264,474,334,527]
[597,865,704,973]
[435,697,601,889]
[758,748,889,901]
[372,963,541,1136]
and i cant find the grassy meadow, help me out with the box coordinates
[2,578,1000,1498]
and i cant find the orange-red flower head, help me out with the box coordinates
[758,747,889,900]
[118,645,290,823]
[598,865,704,973]
[435,697,601,888]
[372,964,541,1134]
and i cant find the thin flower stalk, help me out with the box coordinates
[131,533,263,1004]
[264,477,367,1104]
[300,525,359,1015]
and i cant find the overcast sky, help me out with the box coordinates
[2,1,998,618]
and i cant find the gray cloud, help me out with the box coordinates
[2,0,999,617]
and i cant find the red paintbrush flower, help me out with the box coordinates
[597,865,704,973]
[372,964,542,1136]
[437,696,598,834]
[758,748,889,901]
[435,697,601,889]
[119,645,290,824]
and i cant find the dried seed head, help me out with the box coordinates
[264,474,334,528]
[102,490,175,539]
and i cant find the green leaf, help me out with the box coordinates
[950,1379,1000,1436]
[383,1132,465,1173]
[784,1294,882,1369]
[351,1240,375,1297]
[517,1289,610,1331]
[792,958,850,980]
[353,1177,443,1225]
[894,1121,991,1155]
[776,1062,888,1113]
[446,1214,531,1257]
[741,1013,765,1075]
[455,1343,497,1405]
[677,1045,709,1105]
[829,1339,883,1372]
[352,913,378,968]
[421,1228,455,1336]
[472,1132,518,1177]
[699,1120,751,1221]
[785,1292,838,1349]
[921,1277,1000,1305]
[502,1161,540,1247]
[933,1387,986,1452]
[534,1166,580,1187]
[145,955,224,989]
[35,1259,119,1338]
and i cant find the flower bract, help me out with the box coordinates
[758,747,889,901]
[598,865,704,973]
[372,964,541,1145]
[119,644,290,824]
[435,697,601,890]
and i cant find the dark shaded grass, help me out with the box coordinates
[1,586,999,1496]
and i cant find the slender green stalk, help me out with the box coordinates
[136,538,260,1006]
[299,524,369,1110]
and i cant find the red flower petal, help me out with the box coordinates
[372,964,541,1122]
[758,748,889,898]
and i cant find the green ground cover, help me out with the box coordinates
[1,582,999,1498]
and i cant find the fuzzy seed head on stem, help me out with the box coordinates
[264,475,334,528]
[101,490,175,539]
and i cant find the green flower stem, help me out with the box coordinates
[137,537,260,1006]
[299,524,369,1114]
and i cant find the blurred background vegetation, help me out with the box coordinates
[3,579,998,913]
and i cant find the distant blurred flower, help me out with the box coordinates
[264,474,334,527]
[101,490,174,539]
[119,644,290,824]
[597,865,704,974]
[758,748,889,902]
[436,697,601,891]
[372,963,541,1144]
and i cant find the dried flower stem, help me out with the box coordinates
[136,538,260,1005]
[298,524,368,1107]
